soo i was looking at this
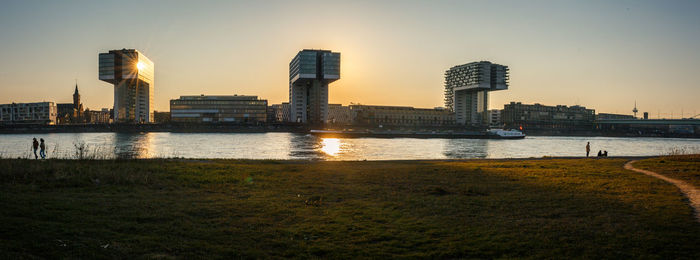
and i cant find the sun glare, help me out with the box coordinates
[320,138,341,156]
[136,61,145,70]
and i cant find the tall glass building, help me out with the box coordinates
[444,61,508,126]
[289,49,340,125]
[98,49,154,123]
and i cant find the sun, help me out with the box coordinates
[136,61,145,70]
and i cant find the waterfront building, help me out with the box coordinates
[0,102,57,125]
[170,95,267,123]
[85,108,111,124]
[99,49,154,123]
[444,61,509,126]
[596,113,635,120]
[289,49,340,125]
[327,104,354,125]
[502,102,595,130]
[154,111,171,123]
[350,104,454,127]
[57,83,85,124]
[487,109,503,127]
[269,103,291,123]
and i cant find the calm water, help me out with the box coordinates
[1,132,698,160]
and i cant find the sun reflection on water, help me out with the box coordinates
[320,138,341,156]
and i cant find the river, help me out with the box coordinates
[1,133,698,160]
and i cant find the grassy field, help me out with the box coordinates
[1,157,699,258]
[635,154,700,188]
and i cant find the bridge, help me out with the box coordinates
[595,119,700,125]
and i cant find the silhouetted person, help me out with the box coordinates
[586,142,591,157]
[603,150,608,157]
[32,138,39,159]
[597,150,602,157]
[39,138,46,159]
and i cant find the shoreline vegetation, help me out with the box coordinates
[1,155,699,258]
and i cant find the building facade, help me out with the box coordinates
[85,108,111,124]
[99,49,155,123]
[327,104,354,125]
[487,109,503,127]
[445,61,509,126]
[57,84,85,124]
[350,105,455,127]
[502,102,595,130]
[289,49,340,125]
[0,102,57,125]
[268,103,291,123]
[596,113,635,120]
[170,95,267,123]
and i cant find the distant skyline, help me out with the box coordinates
[1,0,699,118]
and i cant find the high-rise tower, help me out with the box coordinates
[288,49,340,125]
[98,49,154,123]
[444,61,509,125]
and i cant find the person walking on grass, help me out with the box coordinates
[32,138,39,159]
[39,138,46,159]
[585,142,591,157]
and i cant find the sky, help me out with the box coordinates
[1,0,699,118]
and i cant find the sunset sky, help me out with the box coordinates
[1,0,698,118]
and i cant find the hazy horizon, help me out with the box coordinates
[1,0,699,118]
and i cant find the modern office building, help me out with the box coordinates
[289,49,340,125]
[445,61,509,126]
[0,102,57,125]
[502,102,595,130]
[98,49,154,123]
[351,105,455,127]
[170,95,267,123]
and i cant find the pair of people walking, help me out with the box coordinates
[32,138,46,159]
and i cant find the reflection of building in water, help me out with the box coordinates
[502,102,595,130]
[170,95,267,123]
[0,102,57,125]
[443,139,489,159]
[351,104,454,127]
[113,133,154,158]
[99,49,155,123]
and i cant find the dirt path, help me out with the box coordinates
[625,160,700,223]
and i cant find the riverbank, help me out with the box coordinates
[1,123,698,138]
[1,156,699,258]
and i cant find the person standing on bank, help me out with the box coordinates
[32,138,39,159]
[585,142,591,157]
[39,138,46,159]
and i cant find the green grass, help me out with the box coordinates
[635,154,700,188]
[1,158,699,258]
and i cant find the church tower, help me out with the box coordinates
[72,82,84,122]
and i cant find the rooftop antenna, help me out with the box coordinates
[632,100,638,118]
